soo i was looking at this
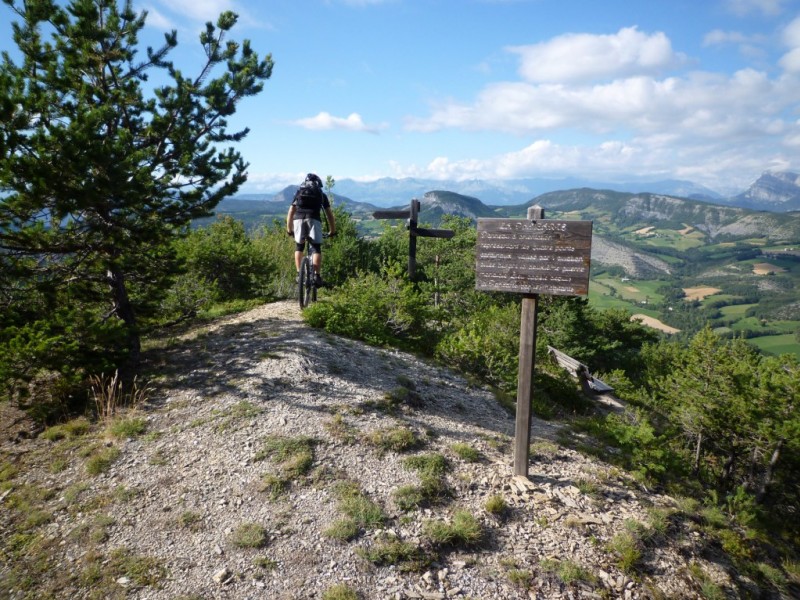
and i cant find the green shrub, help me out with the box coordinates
[606,530,642,573]
[436,303,520,392]
[176,216,275,301]
[304,269,433,351]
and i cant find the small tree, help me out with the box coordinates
[0,0,273,385]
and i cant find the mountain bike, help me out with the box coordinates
[297,232,332,309]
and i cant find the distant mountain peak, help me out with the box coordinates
[735,170,800,210]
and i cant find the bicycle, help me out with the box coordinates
[296,231,332,309]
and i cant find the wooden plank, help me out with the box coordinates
[588,378,615,393]
[475,217,592,296]
[547,345,614,394]
[413,227,455,239]
[373,210,411,220]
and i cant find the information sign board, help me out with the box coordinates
[475,218,592,296]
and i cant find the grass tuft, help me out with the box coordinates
[423,509,483,548]
[322,583,360,600]
[357,537,430,572]
[450,442,481,462]
[86,446,121,475]
[230,523,268,549]
[365,426,420,454]
[107,416,147,439]
[484,494,508,517]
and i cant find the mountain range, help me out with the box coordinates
[236,170,800,213]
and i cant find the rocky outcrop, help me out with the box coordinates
[591,236,672,278]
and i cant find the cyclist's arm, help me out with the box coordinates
[324,206,336,236]
[286,205,296,234]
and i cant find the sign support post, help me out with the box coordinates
[513,206,543,476]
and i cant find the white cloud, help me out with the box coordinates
[142,6,174,30]
[508,27,682,84]
[724,0,788,16]
[153,0,236,22]
[780,47,800,72]
[143,0,265,29]
[784,16,800,46]
[703,29,765,46]
[408,67,799,144]
[401,19,800,192]
[292,112,384,134]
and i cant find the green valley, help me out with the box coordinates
[209,187,800,357]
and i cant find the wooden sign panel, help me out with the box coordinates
[476,218,592,296]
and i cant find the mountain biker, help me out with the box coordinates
[287,173,336,287]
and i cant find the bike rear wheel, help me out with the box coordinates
[297,257,311,308]
[298,256,314,308]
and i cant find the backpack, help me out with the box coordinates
[294,184,323,210]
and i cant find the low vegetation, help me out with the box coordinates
[2,183,798,598]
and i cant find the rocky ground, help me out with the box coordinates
[1,300,743,599]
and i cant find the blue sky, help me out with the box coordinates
[3,0,800,195]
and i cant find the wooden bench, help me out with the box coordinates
[547,346,614,395]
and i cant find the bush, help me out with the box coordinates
[436,303,520,392]
[304,269,433,350]
[176,216,275,301]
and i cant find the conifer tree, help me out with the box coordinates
[0,0,273,383]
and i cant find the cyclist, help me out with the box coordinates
[287,173,336,287]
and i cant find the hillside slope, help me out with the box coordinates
[1,302,749,599]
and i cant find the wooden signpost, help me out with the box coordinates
[374,199,454,279]
[475,206,593,477]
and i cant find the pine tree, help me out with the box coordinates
[0,0,273,384]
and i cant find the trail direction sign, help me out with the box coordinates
[373,199,454,279]
[476,218,592,296]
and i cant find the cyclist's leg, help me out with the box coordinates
[293,219,307,273]
[306,219,323,276]
[298,255,310,308]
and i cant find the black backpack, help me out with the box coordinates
[294,184,323,210]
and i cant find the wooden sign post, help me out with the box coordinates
[475,206,592,477]
[374,199,455,279]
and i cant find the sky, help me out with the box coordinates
[2,0,800,195]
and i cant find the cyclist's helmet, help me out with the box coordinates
[304,173,323,188]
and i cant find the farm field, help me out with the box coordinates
[624,226,706,251]
[748,333,800,357]
[591,276,664,305]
